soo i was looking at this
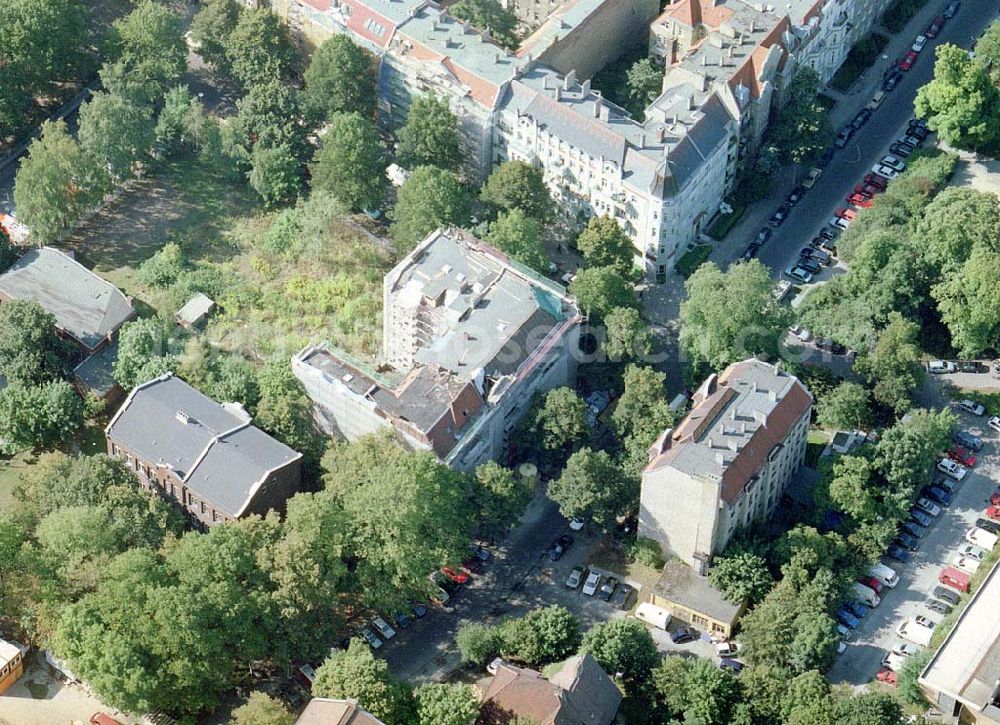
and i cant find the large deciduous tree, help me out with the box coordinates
[933,246,1000,356]
[250,143,303,206]
[816,381,871,431]
[389,166,469,250]
[568,266,636,320]
[0,300,71,385]
[310,112,386,211]
[230,691,293,725]
[625,58,663,116]
[225,7,297,90]
[312,640,414,723]
[471,462,533,541]
[765,68,827,164]
[113,318,176,390]
[479,161,553,221]
[449,0,519,48]
[708,551,773,606]
[396,95,463,171]
[190,0,242,74]
[856,312,924,416]
[485,209,547,272]
[0,380,84,454]
[612,365,674,472]
[603,306,653,362]
[918,187,1000,275]
[415,683,479,725]
[576,216,635,277]
[79,91,156,182]
[679,260,792,378]
[915,44,1000,152]
[109,0,187,101]
[549,448,633,527]
[529,387,589,452]
[582,618,660,686]
[302,35,378,122]
[13,120,102,242]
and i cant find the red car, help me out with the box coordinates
[860,576,884,594]
[940,566,971,593]
[836,207,858,221]
[846,192,874,208]
[855,182,881,196]
[948,446,976,467]
[925,17,944,38]
[876,668,898,686]
[990,490,1000,507]
[462,556,484,574]
[986,505,1000,521]
[899,51,918,71]
[864,173,889,191]
[441,566,470,584]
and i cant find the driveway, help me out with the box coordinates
[826,405,1000,686]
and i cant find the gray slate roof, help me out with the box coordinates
[175,293,215,326]
[106,375,301,517]
[655,558,743,622]
[0,247,135,351]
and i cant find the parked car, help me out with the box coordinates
[896,618,934,646]
[569,517,586,531]
[834,126,855,149]
[986,506,1000,522]
[925,17,944,37]
[912,34,928,53]
[896,532,920,551]
[872,164,900,179]
[819,225,842,240]
[441,566,470,584]
[876,667,898,686]
[939,566,971,593]
[910,508,933,528]
[769,205,790,226]
[958,544,987,562]
[887,543,912,562]
[959,399,986,416]
[926,599,952,616]
[815,338,847,355]
[882,68,903,91]
[923,486,953,506]
[899,51,918,71]
[950,553,981,574]
[866,91,887,111]
[800,247,832,265]
[462,556,484,574]
[598,577,618,602]
[863,173,889,191]
[784,265,814,284]
[719,658,744,674]
[789,324,812,342]
[915,497,942,517]
[902,520,926,539]
[991,490,1000,507]
[566,566,584,589]
[944,0,959,18]
[907,124,930,141]
[847,191,874,207]
[611,583,634,610]
[802,167,823,188]
[741,242,761,261]
[951,430,983,452]
[948,446,977,467]
[796,256,822,275]
[837,608,861,629]
[933,586,961,605]
[845,600,869,619]
[891,641,921,658]
[410,601,428,618]
[819,147,835,167]
[359,627,382,649]
[393,611,413,629]
[860,576,884,594]
[470,545,492,562]
[928,360,957,374]
[787,186,806,205]
[372,616,396,640]
[548,542,566,561]
[582,571,601,596]
[889,143,914,158]
[881,652,907,672]
[670,627,698,644]
[937,458,968,481]
[897,134,920,149]
[966,526,999,551]
[880,155,907,172]
[755,227,773,244]
[829,215,852,230]
[989,415,1000,433]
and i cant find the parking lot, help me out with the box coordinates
[827,405,1000,686]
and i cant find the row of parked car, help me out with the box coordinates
[565,564,634,610]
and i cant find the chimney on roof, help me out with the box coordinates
[462,20,473,33]
[582,78,591,94]
[564,69,576,89]
[704,373,718,396]
[715,451,730,466]
[768,389,778,402]
[648,428,674,461]
[592,99,601,118]
[599,103,610,121]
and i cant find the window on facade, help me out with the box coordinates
[692,614,709,627]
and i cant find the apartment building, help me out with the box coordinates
[293,227,582,471]
[639,359,812,568]
[106,375,303,527]
[494,65,736,276]
[788,0,883,84]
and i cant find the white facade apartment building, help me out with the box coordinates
[293,228,582,471]
[639,359,812,569]
[494,65,736,276]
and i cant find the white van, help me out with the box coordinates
[634,602,671,630]
[853,581,881,607]
[966,527,999,551]
[869,563,899,588]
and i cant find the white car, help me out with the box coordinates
[880,155,907,172]
[569,517,586,531]
[958,543,987,561]
[896,618,935,646]
[789,324,812,342]
[915,497,942,517]
[829,215,851,229]
[582,571,601,596]
[938,458,968,481]
[891,641,921,657]
[881,652,908,672]
[912,34,928,52]
[785,265,814,284]
[927,360,956,374]
[951,553,981,574]
[372,616,396,640]
[959,399,986,416]
[487,657,505,675]
[872,164,900,179]
[989,415,1000,433]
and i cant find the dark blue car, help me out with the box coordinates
[925,486,953,506]
[836,608,860,629]
[954,431,983,452]
[846,600,869,619]
[896,532,919,551]
[887,544,912,562]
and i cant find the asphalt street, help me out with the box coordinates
[827,394,1000,686]
[715,0,1000,280]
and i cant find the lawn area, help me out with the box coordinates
[830,33,890,93]
[705,203,746,241]
[675,244,713,278]
[806,429,831,467]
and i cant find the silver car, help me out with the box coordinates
[582,571,601,596]
[372,616,396,640]
[566,566,584,589]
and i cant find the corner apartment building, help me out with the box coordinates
[106,375,303,527]
[293,227,582,471]
[639,359,812,569]
[494,65,736,276]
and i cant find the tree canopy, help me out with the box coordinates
[816,381,871,431]
[226,7,297,90]
[485,209,547,272]
[529,387,590,452]
[113,318,176,390]
[449,0,519,49]
[480,161,553,221]
[389,166,469,251]
[0,300,71,386]
[313,639,414,722]
[303,35,378,122]
[576,216,635,277]
[396,95,463,171]
[310,112,387,211]
[549,448,633,527]
[765,68,827,164]
[915,44,1000,151]
[568,266,636,320]
[0,380,85,454]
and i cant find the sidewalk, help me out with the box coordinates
[703,0,953,269]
